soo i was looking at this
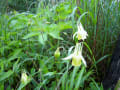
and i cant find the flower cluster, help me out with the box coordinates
[54,22,88,67]
[62,23,88,67]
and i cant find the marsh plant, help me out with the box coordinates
[62,23,88,67]
[54,22,104,90]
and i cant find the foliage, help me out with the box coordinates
[0,0,37,13]
[0,0,120,89]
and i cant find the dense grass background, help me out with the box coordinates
[0,0,120,89]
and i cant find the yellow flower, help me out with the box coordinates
[72,50,82,66]
[62,43,87,67]
[73,23,88,40]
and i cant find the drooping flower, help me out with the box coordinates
[73,23,88,41]
[62,43,87,67]
[21,72,31,84]
[21,72,28,84]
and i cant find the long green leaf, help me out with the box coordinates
[75,66,85,89]
[0,70,13,82]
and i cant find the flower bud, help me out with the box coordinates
[54,48,60,59]
[21,72,28,84]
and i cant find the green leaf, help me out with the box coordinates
[48,31,63,40]
[0,83,4,90]
[44,72,55,77]
[75,66,85,89]
[70,67,79,89]
[18,76,31,90]
[115,79,120,90]
[95,54,111,65]
[13,59,20,73]
[83,42,97,72]
[77,12,88,24]
[38,32,48,45]
[8,49,22,62]
[80,70,93,87]
[89,78,102,90]
[0,70,13,82]
[18,81,30,90]
[23,32,40,39]
[35,79,47,90]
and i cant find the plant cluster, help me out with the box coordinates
[0,0,120,90]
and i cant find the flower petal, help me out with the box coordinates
[62,54,73,60]
[80,55,87,67]
[68,46,75,55]
[79,23,85,31]
[73,32,77,40]
[72,55,82,66]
